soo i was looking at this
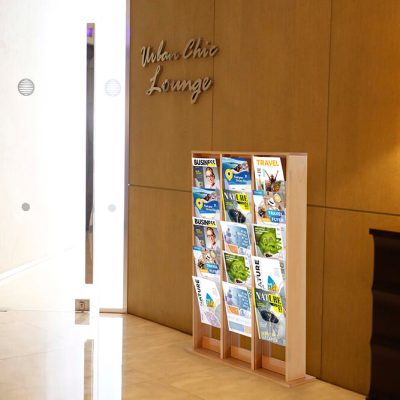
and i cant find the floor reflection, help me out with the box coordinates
[84,339,94,400]
[96,316,123,400]
[0,311,364,400]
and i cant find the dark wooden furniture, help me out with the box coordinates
[368,229,400,400]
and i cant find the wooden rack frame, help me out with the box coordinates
[189,151,314,387]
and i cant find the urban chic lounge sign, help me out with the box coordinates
[141,38,219,104]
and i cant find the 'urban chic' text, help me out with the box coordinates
[141,38,219,104]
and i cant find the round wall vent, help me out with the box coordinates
[108,204,116,212]
[18,79,35,96]
[21,202,30,211]
[104,79,121,96]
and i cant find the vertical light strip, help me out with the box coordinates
[93,0,127,311]
[86,23,95,284]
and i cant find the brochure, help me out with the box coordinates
[192,187,220,220]
[193,246,220,282]
[192,157,220,190]
[253,287,286,345]
[222,190,252,224]
[253,156,285,192]
[252,256,285,292]
[220,221,252,256]
[192,276,221,328]
[223,251,252,287]
[253,185,286,224]
[222,281,252,337]
[193,217,220,251]
[221,157,251,191]
[253,223,286,259]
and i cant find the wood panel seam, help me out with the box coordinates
[321,0,333,377]
[308,204,400,218]
[128,184,191,194]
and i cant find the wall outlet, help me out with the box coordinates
[75,299,90,312]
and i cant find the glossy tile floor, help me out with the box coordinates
[0,311,364,400]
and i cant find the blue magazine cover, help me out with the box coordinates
[221,157,251,191]
[192,187,220,220]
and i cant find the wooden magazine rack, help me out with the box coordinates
[190,151,314,387]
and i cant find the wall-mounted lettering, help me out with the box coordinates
[141,38,219,104]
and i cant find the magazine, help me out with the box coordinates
[223,251,252,287]
[252,256,286,304]
[192,157,220,190]
[193,217,220,251]
[222,190,252,224]
[193,246,220,281]
[253,185,286,224]
[192,187,220,220]
[221,157,251,191]
[192,276,221,328]
[252,256,285,291]
[222,281,252,337]
[253,156,285,192]
[253,223,286,259]
[220,221,252,256]
[253,288,286,345]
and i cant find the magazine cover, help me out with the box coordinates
[192,157,220,189]
[221,157,251,191]
[220,221,252,256]
[193,246,220,281]
[253,185,286,224]
[253,156,285,192]
[193,217,220,251]
[222,190,252,224]
[222,281,252,337]
[253,223,286,259]
[223,251,252,287]
[192,187,220,220]
[192,276,221,328]
[253,288,286,345]
[252,256,285,291]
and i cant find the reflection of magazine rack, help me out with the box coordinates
[190,151,313,387]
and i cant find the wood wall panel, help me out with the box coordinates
[129,0,214,190]
[128,0,400,394]
[326,0,400,214]
[306,206,325,378]
[322,208,400,394]
[212,0,331,206]
[127,186,192,333]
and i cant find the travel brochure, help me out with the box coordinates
[221,157,251,192]
[192,187,220,220]
[253,183,286,224]
[253,156,285,192]
[191,155,288,344]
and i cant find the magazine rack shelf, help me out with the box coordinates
[190,151,314,387]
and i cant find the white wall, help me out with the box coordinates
[0,0,127,311]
